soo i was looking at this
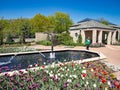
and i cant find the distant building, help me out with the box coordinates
[69,18,120,45]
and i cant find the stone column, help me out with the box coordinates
[92,30,97,44]
[118,29,120,41]
[81,30,85,43]
[112,31,117,44]
[107,31,112,45]
[98,30,102,43]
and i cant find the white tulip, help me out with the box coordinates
[86,81,89,85]
[82,70,86,73]
[57,73,60,76]
[91,69,94,72]
[93,84,96,88]
[73,75,77,78]
[107,81,111,86]
[67,79,72,82]
[61,74,64,77]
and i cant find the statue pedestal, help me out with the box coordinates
[50,52,55,58]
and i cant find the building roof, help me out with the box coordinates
[109,25,120,29]
[70,19,116,30]
[77,18,117,25]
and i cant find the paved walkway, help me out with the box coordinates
[29,45,120,79]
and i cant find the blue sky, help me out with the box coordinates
[0,0,120,25]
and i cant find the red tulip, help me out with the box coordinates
[94,72,97,76]
[114,81,119,87]
[82,73,87,77]
[59,64,62,67]
[117,84,120,89]
[93,67,96,70]
[103,71,107,75]
[99,75,102,79]
[72,63,74,68]
[98,68,101,72]
[42,65,45,68]
[101,78,106,83]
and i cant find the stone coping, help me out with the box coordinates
[0,56,103,76]
[0,49,106,60]
[0,49,107,76]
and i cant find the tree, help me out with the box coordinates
[77,34,82,45]
[57,32,74,45]
[97,18,109,25]
[18,18,31,44]
[6,32,14,44]
[31,14,50,33]
[7,18,32,44]
[0,18,9,45]
[48,12,73,33]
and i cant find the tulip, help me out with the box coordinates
[103,70,107,75]
[93,83,96,88]
[59,63,62,67]
[71,63,74,68]
[20,83,24,88]
[101,78,106,83]
[42,65,45,68]
[75,83,80,87]
[114,80,119,87]
[12,87,17,90]
[82,73,87,77]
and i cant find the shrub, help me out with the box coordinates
[36,40,52,46]
[5,33,14,44]
[0,34,3,45]
[77,34,82,44]
[57,33,75,46]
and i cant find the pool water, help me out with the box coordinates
[0,50,99,72]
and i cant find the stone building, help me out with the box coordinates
[69,18,120,45]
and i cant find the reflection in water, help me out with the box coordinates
[0,55,17,66]
[0,50,99,72]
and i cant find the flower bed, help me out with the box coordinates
[0,47,39,53]
[0,60,120,90]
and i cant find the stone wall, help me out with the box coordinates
[69,30,80,43]
[35,32,48,42]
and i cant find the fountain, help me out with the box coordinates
[49,33,56,59]
[0,54,17,66]
[0,31,101,72]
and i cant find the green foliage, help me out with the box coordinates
[31,14,50,32]
[0,46,38,53]
[0,18,9,45]
[0,61,118,90]
[0,12,73,45]
[5,33,14,44]
[101,20,109,25]
[98,18,109,25]
[77,34,82,45]
[48,12,73,33]
[19,18,31,44]
[57,33,75,46]
[36,40,52,46]
[0,34,3,45]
